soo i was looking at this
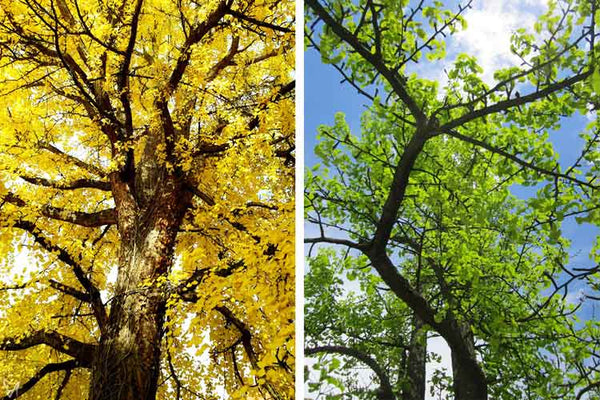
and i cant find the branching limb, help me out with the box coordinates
[206,36,240,82]
[4,192,116,227]
[305,345,395,400]
[305,0,425,123]
[156,0,229,158]
[442,128,597,189]
[371,130,429,252]
[48,279,91,303]
[225,8,293,33]
[178,261,244,302]
[304,236,365,250]
[117,0,144,138]
[0,331,95,362]
[191,80,295,160]
[12,220,108,333]
[184,181,216,206]
[0,359,82,400]
[216,305,284,400]
[19,175,111,191]
[39,143,106,177]
[164,0,230,97]
[440,69,592,132]
[53,368,72,400]
[576,381,600,400]
[166,347,182,400]
[39,206,116,227]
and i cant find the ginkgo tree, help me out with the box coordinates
[0,0,294,399]
[305,0,600,399]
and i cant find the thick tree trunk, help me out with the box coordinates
[449,322,487,400]
[402,316,426,400]
[451,352,487,400]
[89,279,165,400]
[88,172,192,400]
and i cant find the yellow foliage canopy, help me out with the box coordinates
[0,0,294,398]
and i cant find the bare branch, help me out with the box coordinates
[40,143,106,177]
[225,8,292,33]
[206,36,240,82]
[48,279,91,303]
[443,128,597,189]
[305,236,365,250]
[117,0,144,138]
[441,69,592,132]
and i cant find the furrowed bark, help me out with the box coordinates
[84,4,226,396]
[368,241,487,400]
[89,173,193,400]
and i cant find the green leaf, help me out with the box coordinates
[592,66,600,93]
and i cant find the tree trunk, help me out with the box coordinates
[89,172,192,400]
[402,316,426,400]
[449,322,487,400]
[89,276,166,400]
[451,352,487,400]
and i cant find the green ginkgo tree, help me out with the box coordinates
[305,1,600,399]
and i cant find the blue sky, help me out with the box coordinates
[305,49,365,162]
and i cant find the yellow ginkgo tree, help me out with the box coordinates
[0,0,294,399]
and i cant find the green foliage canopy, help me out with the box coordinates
[305,1,600,399]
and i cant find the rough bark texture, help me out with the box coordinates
[402,316,426,400]
[449,321,487,400]
[88,162,192,400]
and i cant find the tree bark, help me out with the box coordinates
[449,321,487,400]
[402,316,426,400]
[88,172,192,400]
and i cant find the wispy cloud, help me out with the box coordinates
[415,0,548,87]
[451,0,547,83]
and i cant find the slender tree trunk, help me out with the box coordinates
[402,316,426,400]
[88,171,192,400]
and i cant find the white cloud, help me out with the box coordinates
[413,0,548,94]
[565,287,586,305]
[452,0,547,84]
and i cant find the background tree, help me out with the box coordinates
[305,249,428,400]
[305,0,600,399]
[0,0,294,399]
